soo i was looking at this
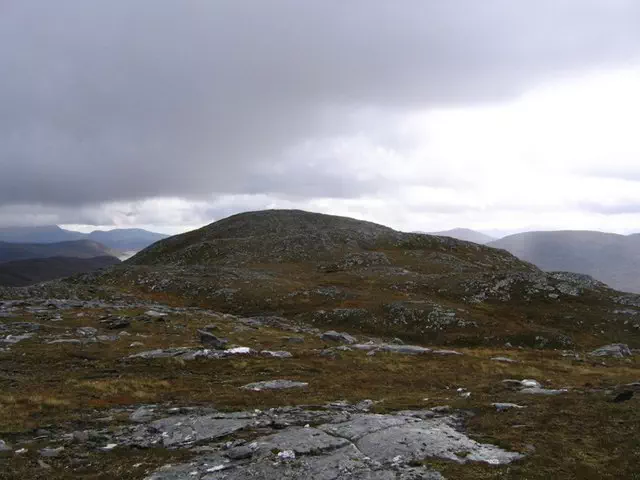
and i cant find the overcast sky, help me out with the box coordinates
[2,1,640,235]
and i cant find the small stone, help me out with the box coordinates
[277,449,296,462]
[492,403,525,412]
[144,310,168,318]
[431,405,451,413]
[39,447,64,457]
[433,349,463,356]
[491,356,518,363]
[241,380,308,391]
[520,387,567,395]
[101,317,130,330]
[37,460,52,469]
[520,379,542,388]
[261,350,292,358]
[47,339,82,345]
[72,431,90,443]
[130,407,155,423]
[129,342,145,347]
[0,439,11,452]
[355,399,375,412]
[283,336,305,344]
[76,327,98,337]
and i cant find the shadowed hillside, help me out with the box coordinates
[0,239,114,264]
[0,255,120,287]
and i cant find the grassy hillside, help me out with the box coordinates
[74,210,640,349]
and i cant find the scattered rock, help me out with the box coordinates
[433,349,463,356]
[352,343,432,355]
[491,356,518,363]
[241,380,308,391]
[260,350,292,358]
[276,449,296,462]
[100,317,131,329]
[0,439,11,452]
[198,330,228,349]
[72,431,90,444]
[612,391,634,403]
[144,310,168,318]
[321,330,357,344]
[130,406,155,423]
[76,326,98,337]
[520,387,567,395]
[492,403,525,412]
[47,339,83,345]
[589,344,633,358]
[39,447,64,457]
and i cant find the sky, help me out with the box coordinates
[1,1,640,236]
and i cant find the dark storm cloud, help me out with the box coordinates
[1,0,640,209]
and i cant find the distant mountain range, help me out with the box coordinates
[425,228,496,244]
[0,255,120,287]
[489,231,640,293]
[0,225,167,251]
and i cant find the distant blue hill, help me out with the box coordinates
[0,225,167,251]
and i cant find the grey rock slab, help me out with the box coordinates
[319,414,418,441]
[0,439,11,452]
[241,380,308,391]
[589,343,633,358]
[136,415,255,447]
[145,445,444,480]
[355,418,523,465]
[321,331,357,345]
[255,426,349,455]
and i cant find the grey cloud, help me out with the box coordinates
[1,0,640,214]
[576,202,640,215]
